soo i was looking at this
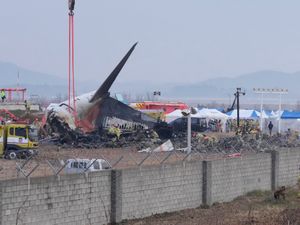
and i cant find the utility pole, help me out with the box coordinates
[187,113,191,154]
[235,88,245,130]
[182,107,197,155]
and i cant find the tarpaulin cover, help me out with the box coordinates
[226,109,260,119]
[281,110,300,119]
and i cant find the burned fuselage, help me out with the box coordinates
[46,43,157,137]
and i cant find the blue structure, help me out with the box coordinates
[281,110,300,119]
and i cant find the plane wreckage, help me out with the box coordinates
[45,43,164,143]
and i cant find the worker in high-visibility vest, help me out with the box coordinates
[108,125,121,140]
[1,90,6,102]
[24,100,31,114]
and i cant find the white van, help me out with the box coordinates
[64,159,111,174]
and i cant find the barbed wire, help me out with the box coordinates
[6,132,300,180]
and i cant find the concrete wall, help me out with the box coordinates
[277,148,300,186]
[209,154,272,204]
[0,103,39,111]
[0,149,300,225]
[120,161,202,221]
[0,171,111,225]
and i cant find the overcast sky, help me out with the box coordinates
[0,0,300,84]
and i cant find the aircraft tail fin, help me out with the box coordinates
[89,42,138,103]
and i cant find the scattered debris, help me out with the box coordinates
[139,140,174,153]
[226,153,241,158]
[153,139,174,152]
[41,115,300,156]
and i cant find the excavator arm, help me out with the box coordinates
[225,93,237,113]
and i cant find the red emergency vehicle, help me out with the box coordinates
[131,101,188,114]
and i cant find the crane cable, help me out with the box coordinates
[68,9,77,124]
[71,14,76,116]
[68,13,71,113]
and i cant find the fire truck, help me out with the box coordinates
[131,101,188,117]
[0,123,38,159]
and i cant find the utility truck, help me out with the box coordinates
[0,123,38,159]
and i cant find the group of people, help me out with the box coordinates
[226,119,259,134]
[224,119,276,136]
[205,119,223,132]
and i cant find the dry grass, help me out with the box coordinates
[123,188,300,225]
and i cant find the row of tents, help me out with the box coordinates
[165,108,300,132]
[166,108,276,123]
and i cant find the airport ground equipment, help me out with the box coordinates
[0,123,38,159]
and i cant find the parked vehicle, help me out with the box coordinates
[64,159,111,174]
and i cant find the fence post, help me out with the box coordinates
[111,170,123,224]
[271,151,279,191]
[0,181,2,225]
[202,161,212,206]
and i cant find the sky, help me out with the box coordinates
[1,0,300,84]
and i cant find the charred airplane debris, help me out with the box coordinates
[43,42,299,153]
[46,43,170,145]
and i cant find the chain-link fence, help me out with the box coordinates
[1,130,298,181]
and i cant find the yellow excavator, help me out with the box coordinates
[0,123,38,159]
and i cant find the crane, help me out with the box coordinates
[68,0,75,12]
[67,0,77,124]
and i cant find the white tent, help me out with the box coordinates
[195,108,228,120]
[165,109,184,123]
[259,110,269,119]
[262,110,277,118]
[227,109,260,119]
[166,108,229,123]
[166,108,229,132]
[195,108,228,132]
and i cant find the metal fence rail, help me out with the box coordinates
[2,132,298,180]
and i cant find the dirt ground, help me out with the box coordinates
[0,130,278,180]
[122,189,300,225]
[0,143,209,180]
[0,134,267,181]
